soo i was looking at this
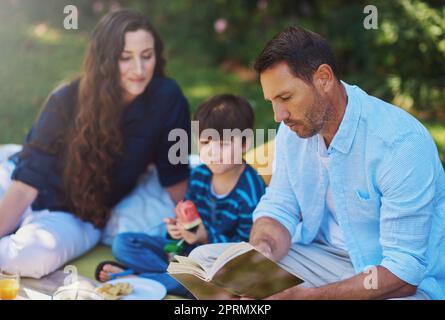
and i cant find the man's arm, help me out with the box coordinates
[248,216,417,300]
[250,124,300,259]
[265,266,416,300]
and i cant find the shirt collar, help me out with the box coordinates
[328,81,362,154]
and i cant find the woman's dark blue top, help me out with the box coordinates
[10,76,191,215]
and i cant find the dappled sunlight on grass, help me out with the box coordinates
[428,125,445,146]
[0,10,87,143]
[425,122,445,164]
[28,23,61,44]
[0,4,443,166]
[187,84,218,101]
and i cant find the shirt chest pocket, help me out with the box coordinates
[351,189,381,221]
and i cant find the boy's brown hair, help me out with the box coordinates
[194,94,254,139]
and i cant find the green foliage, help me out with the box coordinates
[138,0,445,116]
[357,0,445,116]
[0,0,443,163]
[6,0,444,116]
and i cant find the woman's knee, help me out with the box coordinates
[0,234,60,279]
[0,215,99,279]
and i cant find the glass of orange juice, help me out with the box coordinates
[0,271,20,300]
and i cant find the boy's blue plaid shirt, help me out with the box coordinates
[185,163,266,243]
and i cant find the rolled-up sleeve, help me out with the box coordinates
[252,123,301,238]
[378,132,438,285]
[11,92,67,193]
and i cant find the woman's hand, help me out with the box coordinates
[178,222,208,245]
[164,218,182,240]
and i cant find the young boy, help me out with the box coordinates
[96,94,266,297]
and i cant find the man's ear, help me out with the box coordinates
[314,64,335,92]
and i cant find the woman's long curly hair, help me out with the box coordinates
[62,10,165,228]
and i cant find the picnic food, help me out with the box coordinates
[95,282,133,300]
[175,200,201,230]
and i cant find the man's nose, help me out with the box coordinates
[273,103,289,123]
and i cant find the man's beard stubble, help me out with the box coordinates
[286,93,332,139]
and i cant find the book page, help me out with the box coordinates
[167,256,209,280]
[168,242,304,299]
[211,248,304,299]
[208,242,255,278]
[167,242,253,281]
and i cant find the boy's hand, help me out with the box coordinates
[164,218,182,240]
[179,222,208,245]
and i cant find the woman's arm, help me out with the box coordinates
[165,179,188,204]
[0,181,38,238]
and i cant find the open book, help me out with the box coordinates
[167,242,304,299]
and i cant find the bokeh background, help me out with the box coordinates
[0,0,444,164]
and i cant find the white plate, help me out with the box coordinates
[106,278,167,300]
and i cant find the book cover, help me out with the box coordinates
[167,242,304,299]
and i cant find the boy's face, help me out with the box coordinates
[199,136,244,175]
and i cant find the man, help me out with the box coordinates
[188,26,445,299]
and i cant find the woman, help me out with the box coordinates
[0,9,190,278]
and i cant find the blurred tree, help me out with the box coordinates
[9,0,444,117]
[124,0,444,118]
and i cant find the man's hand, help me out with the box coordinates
[178,222,208,245]
[164,218,182,240]
[249,217,292,261]
[253,241,274,260]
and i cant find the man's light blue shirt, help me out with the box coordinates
[253,81,445,299]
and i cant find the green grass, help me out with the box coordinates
[0,9,277,143]
[0,9,443,166]
[425,122,445,164]
[0,11,86,142]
